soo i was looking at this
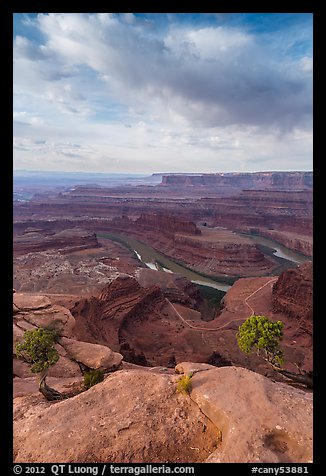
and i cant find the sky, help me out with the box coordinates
[13,13,313,174]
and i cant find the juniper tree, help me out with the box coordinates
[236,315,284,367]
[236,315,313,388]
[15,327,62,400]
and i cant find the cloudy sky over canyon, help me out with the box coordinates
[13,13,313,174]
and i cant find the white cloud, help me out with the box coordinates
[299,56,313,73]
[13,13,313,173]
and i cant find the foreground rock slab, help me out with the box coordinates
[14,365,313,463]
[14,369,220,463]
[184,365,313,463]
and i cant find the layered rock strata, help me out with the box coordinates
[71,276,213,366]
[14,228,99,256]
[257,229,312,257]
[161,171,313,189]
[102,216,276,277]
[136,213,201,235]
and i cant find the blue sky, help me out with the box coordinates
[13,13,313,173]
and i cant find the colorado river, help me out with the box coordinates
[98,232,231,291]
[98,231,310,293]
[241,233,310,264]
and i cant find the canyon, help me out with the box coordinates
[13,171,313,374]
[12,170,313,463]
[14,174,313,269]
[69,261,313,373]
[13,265,313,463]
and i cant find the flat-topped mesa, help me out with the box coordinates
[136,213,201,236]
[161,171,313,189]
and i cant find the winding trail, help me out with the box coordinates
[167,277,278,333]
[168,300,245,332]
[243,277,278,316]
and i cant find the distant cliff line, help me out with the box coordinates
[160,171,313,188]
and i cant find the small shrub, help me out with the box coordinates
[176,372,193,395]
[83,369,105,390]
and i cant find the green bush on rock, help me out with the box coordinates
[83,369,105,390]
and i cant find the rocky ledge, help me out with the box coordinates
[136,213,201,235]
[14,363,312,463]
[258,229,313,257]
[13,292,123,383]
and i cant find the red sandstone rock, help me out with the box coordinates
[13,258,313,382]
[47,355,82,378]
[14,369,219,463]
[13,376,83,399]
[100,219,276,277]
[136,213,201,235]
[13,172,313,240]
[161,171,313,189]
[59,336,123,371]
[71,275,165,351]
[13,293,51,310]
[186,365,313,463]
[136,268,202,308]
[71,276,213,366]
[13,237,140,295]
[175,362,216,374]
[14,295,76,337]
[70,266,313,376]
[13,366,312,463]
[258,229,312,257]
[13,323,24,346]
[173,274,313,378]
[13,358,34,378]
[272,263,313,324]
[13,293,121,379]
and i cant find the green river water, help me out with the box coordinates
[97,231,311,292]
